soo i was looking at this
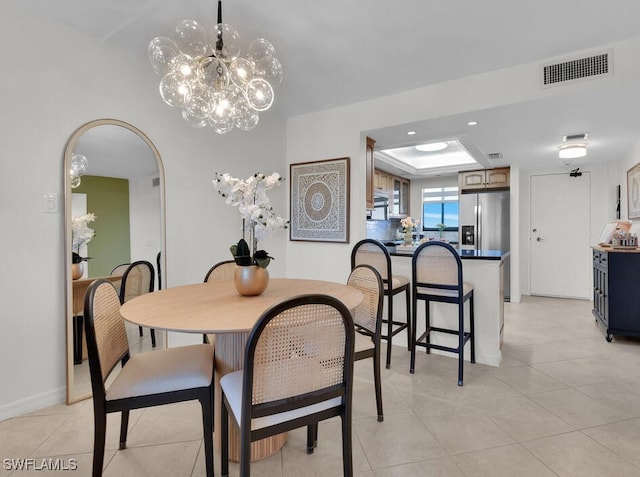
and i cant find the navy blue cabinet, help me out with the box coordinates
[592,247,640,341]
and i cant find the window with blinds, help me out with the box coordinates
[421,186,459,230]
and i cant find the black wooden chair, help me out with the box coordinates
[119,260,156,348]
[348,264,385,421]
[220,294,355,477]
[410,241,475,386]
[351,239,411,368]
[83,279,214,477]
[202,260,236,344]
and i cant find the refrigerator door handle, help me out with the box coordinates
[476,204,482,250]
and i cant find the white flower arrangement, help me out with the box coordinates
[71,213,96,251]
[400,216,419,232]
[71,213,96,263]
[212,172,289,268]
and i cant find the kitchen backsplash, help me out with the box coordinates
[366,219,458,243]
[366,218,402,242]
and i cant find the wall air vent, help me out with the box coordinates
[487,152,502,160]
[152,177,160,187]
[541,50,612,88]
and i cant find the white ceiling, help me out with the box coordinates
[17,0,640,177]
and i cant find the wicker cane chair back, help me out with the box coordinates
[414,242,461,291]
[348,265,383,336]
[351,240,391,281]
[84,281,129,388]
[109,263,129,296]
[204,260,236,282]
[120,261,154,303]
[249,298,351,405]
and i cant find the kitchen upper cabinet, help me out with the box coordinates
[459,167,510,192]
[392,177,410,217]
[374,169,392,194]
[374,168,410,217]
[365,136,375,209]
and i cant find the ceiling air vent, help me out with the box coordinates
[487,152,502,160]
[541,50,612,88]
[152,177,160,187]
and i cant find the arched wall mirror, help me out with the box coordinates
[64,119,166,404]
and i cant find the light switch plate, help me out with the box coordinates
[42,193,59,213]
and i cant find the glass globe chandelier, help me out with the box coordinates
[70,153,88,188]
[148,0,283,134]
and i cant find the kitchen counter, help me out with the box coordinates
[388,244,507,260]
[388,247,506,367]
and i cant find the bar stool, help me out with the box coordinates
[410,241,475,386]
[351,239,411,368]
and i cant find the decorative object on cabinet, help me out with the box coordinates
[592,247,640,342]
[459,167,510,192]
[366,136,375,209]
[627,161,640,219]
[290,157,350,242]
[598,221,632,246]
[148,0,282,133]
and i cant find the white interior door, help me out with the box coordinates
[530,172,591,299]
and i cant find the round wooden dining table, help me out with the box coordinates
[120,277,362,462]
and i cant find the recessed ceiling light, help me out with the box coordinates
[467,121,478,126]
[415,142,448,152]
[407,130,416,135]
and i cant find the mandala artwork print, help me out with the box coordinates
[290,157,350,242]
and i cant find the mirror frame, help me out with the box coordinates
[64,118,166,404]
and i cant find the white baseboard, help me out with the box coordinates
[0,387,66,422]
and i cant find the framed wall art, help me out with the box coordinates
[290,157,350,242]
[628,161,640,220]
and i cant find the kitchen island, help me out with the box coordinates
[389,244,507,367]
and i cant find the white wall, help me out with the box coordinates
[0,4,286,418]
[129,174,162,274]
[284,37,640,295]
[620,139,640,233]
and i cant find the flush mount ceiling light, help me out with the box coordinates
[148,0,282,133]
[558,143,588,159]
[415,141,449,152]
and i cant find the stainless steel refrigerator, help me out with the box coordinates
[459,190,510,301]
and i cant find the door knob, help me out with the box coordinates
[536,237,544,242]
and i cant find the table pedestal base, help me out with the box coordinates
[214,332,287,462]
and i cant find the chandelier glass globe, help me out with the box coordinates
[148,1,282,134]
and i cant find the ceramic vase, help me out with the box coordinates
[234,265,269,296]
[71,262,83,280]
[403,231,413,245]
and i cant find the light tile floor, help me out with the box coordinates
[3,296,640,476]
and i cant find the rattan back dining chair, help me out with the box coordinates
[348,264,385,421]
[204,259,236,282]
[220,294,356,477]
[410,241,475,386]
[109,263,129,296]
[84,279,214,477]
[202,260,237,344]
[119,260,156,348]
[351,239,411,369]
